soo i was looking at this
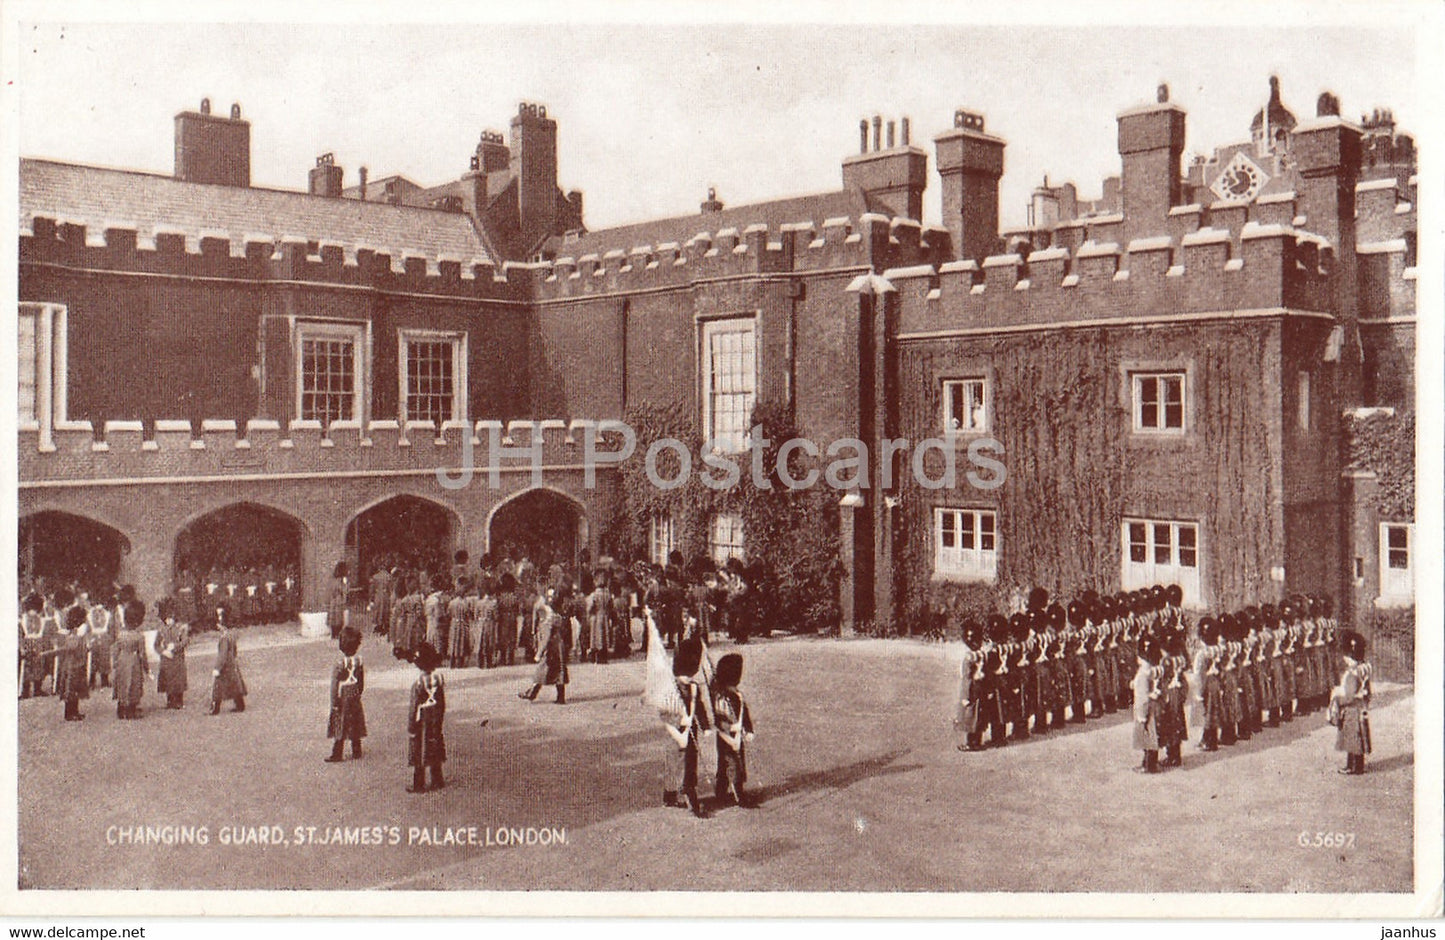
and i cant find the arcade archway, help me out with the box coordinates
[487,488,586,572]
[345,494,457,583]
[19,511,130,595]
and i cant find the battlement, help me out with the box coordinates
[1355,175,1417,245]
[885,222,1335,337]
[18,417,626,486]
[531,214,949,300]
[19,216,531,302]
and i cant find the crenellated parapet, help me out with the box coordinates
[884,222,1333,337]
[19,216,531,302]
[531,214,949,300]
[1355,174,1417,246]
[18,417,628,486]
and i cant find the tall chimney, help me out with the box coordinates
[510,101,560,255]
[872,115,883,152]
[1117,89,1186,242]
[174,98,250,187]
[359,166,368,201]
[308,153,343,197]
[859,119,869,154]
[935,109,1006,262]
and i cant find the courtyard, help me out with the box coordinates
[17,624,1414,895]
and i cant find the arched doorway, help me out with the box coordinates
[174,503,306,625]
[18,511,130,595]
[345,495,457,584]
[487,488,586,573]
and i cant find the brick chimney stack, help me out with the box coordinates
[174,98,250,187]
[842,113,929,222]
[510,102,560,255]
[308,153,343,197]
[935,109,1005,263]
[1117,85,1186,242]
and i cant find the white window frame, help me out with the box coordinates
[1377,522,1414,607]
[398,328,467,425]
[294,320,367,427]
[933,508,998,583]
[709,512,746,566]
[1131,371,1187,434]
[18,302,78,446]
[700,316,758,454]
[649,513,678,567]
[942,377,989,435]
[1121,518,1202,607]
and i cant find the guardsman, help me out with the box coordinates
[20,591,47,699]
[1002,613,1028,740]
[1194,617,1223,751]
[711,652,757,808]
[955,619,987,752]
[325,627,366,763]
[1277,603,1300,722]
[86,595,113,689]
[153,597,190,710]
[661,636,712,817]
[56,606,91,721]
[982,614,1010,746]
[406,642,447,792]
[1329,630,1372,775]
[208,604,247,715]
[1161,628,1189,767]
[1046,603,1071,730]
[1066,601,1092,723]
[1132,636,1163,773]
[1218,613,1242,745]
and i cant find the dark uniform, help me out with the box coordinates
[407,643,447,792]
[326,628,366,762]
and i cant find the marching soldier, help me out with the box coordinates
[711,652,756,808]
[208,604,247,715]
[660,636,711,817]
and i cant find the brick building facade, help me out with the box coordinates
[18,81,1416,642]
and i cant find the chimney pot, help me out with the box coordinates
[859,119,869,154]
[200,98,211,115]
[901,117,910,146]
[872,115,882,152]
[230,103,241,120]
[887,120,896,149]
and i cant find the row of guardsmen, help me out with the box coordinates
[173,565,302,627]
[954,585,1341,762]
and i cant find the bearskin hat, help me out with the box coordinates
[1008,612,1030,641]
[1046,603,1066,630]
[1344,630,1367,662]
[124,598,147,630]
[339,627,362,657]
[1164,584,1183,608]
[411,642,444,672]
[1219,612,1239,642]
[155,597,176,622]
[454,549,470,566]
[673,637,703,677]
[985,614,1009,641]
[1067,600,1088,628]
[1138,636,1162,665]
[1027,587,1050,613]
[118,584,137,603]
[961,619,984,647]
[22,592,43,614]
[65,605,89,632]
[715,653,744,688]
[333,561,349,580]
[1198,616,1219,645]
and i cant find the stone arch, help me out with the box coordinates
[18,509,132,593]
[343,493,461,583]
[485,486,589,572]
[173,501,308,581]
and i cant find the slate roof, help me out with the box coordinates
[548,186,899,259]
[20,159,490,264]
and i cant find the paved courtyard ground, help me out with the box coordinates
[17,624,1414,893]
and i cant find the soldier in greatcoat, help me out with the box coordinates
[955,620,987,752]
[152,597,190,709]
[112,599,150,720]
[55,606,91,721]
[1330,631,1372,775]
[208,604,247,715]
[1132,636,1163,773]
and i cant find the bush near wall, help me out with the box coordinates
[1368,604,1414,684]
[616,401,841,635]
